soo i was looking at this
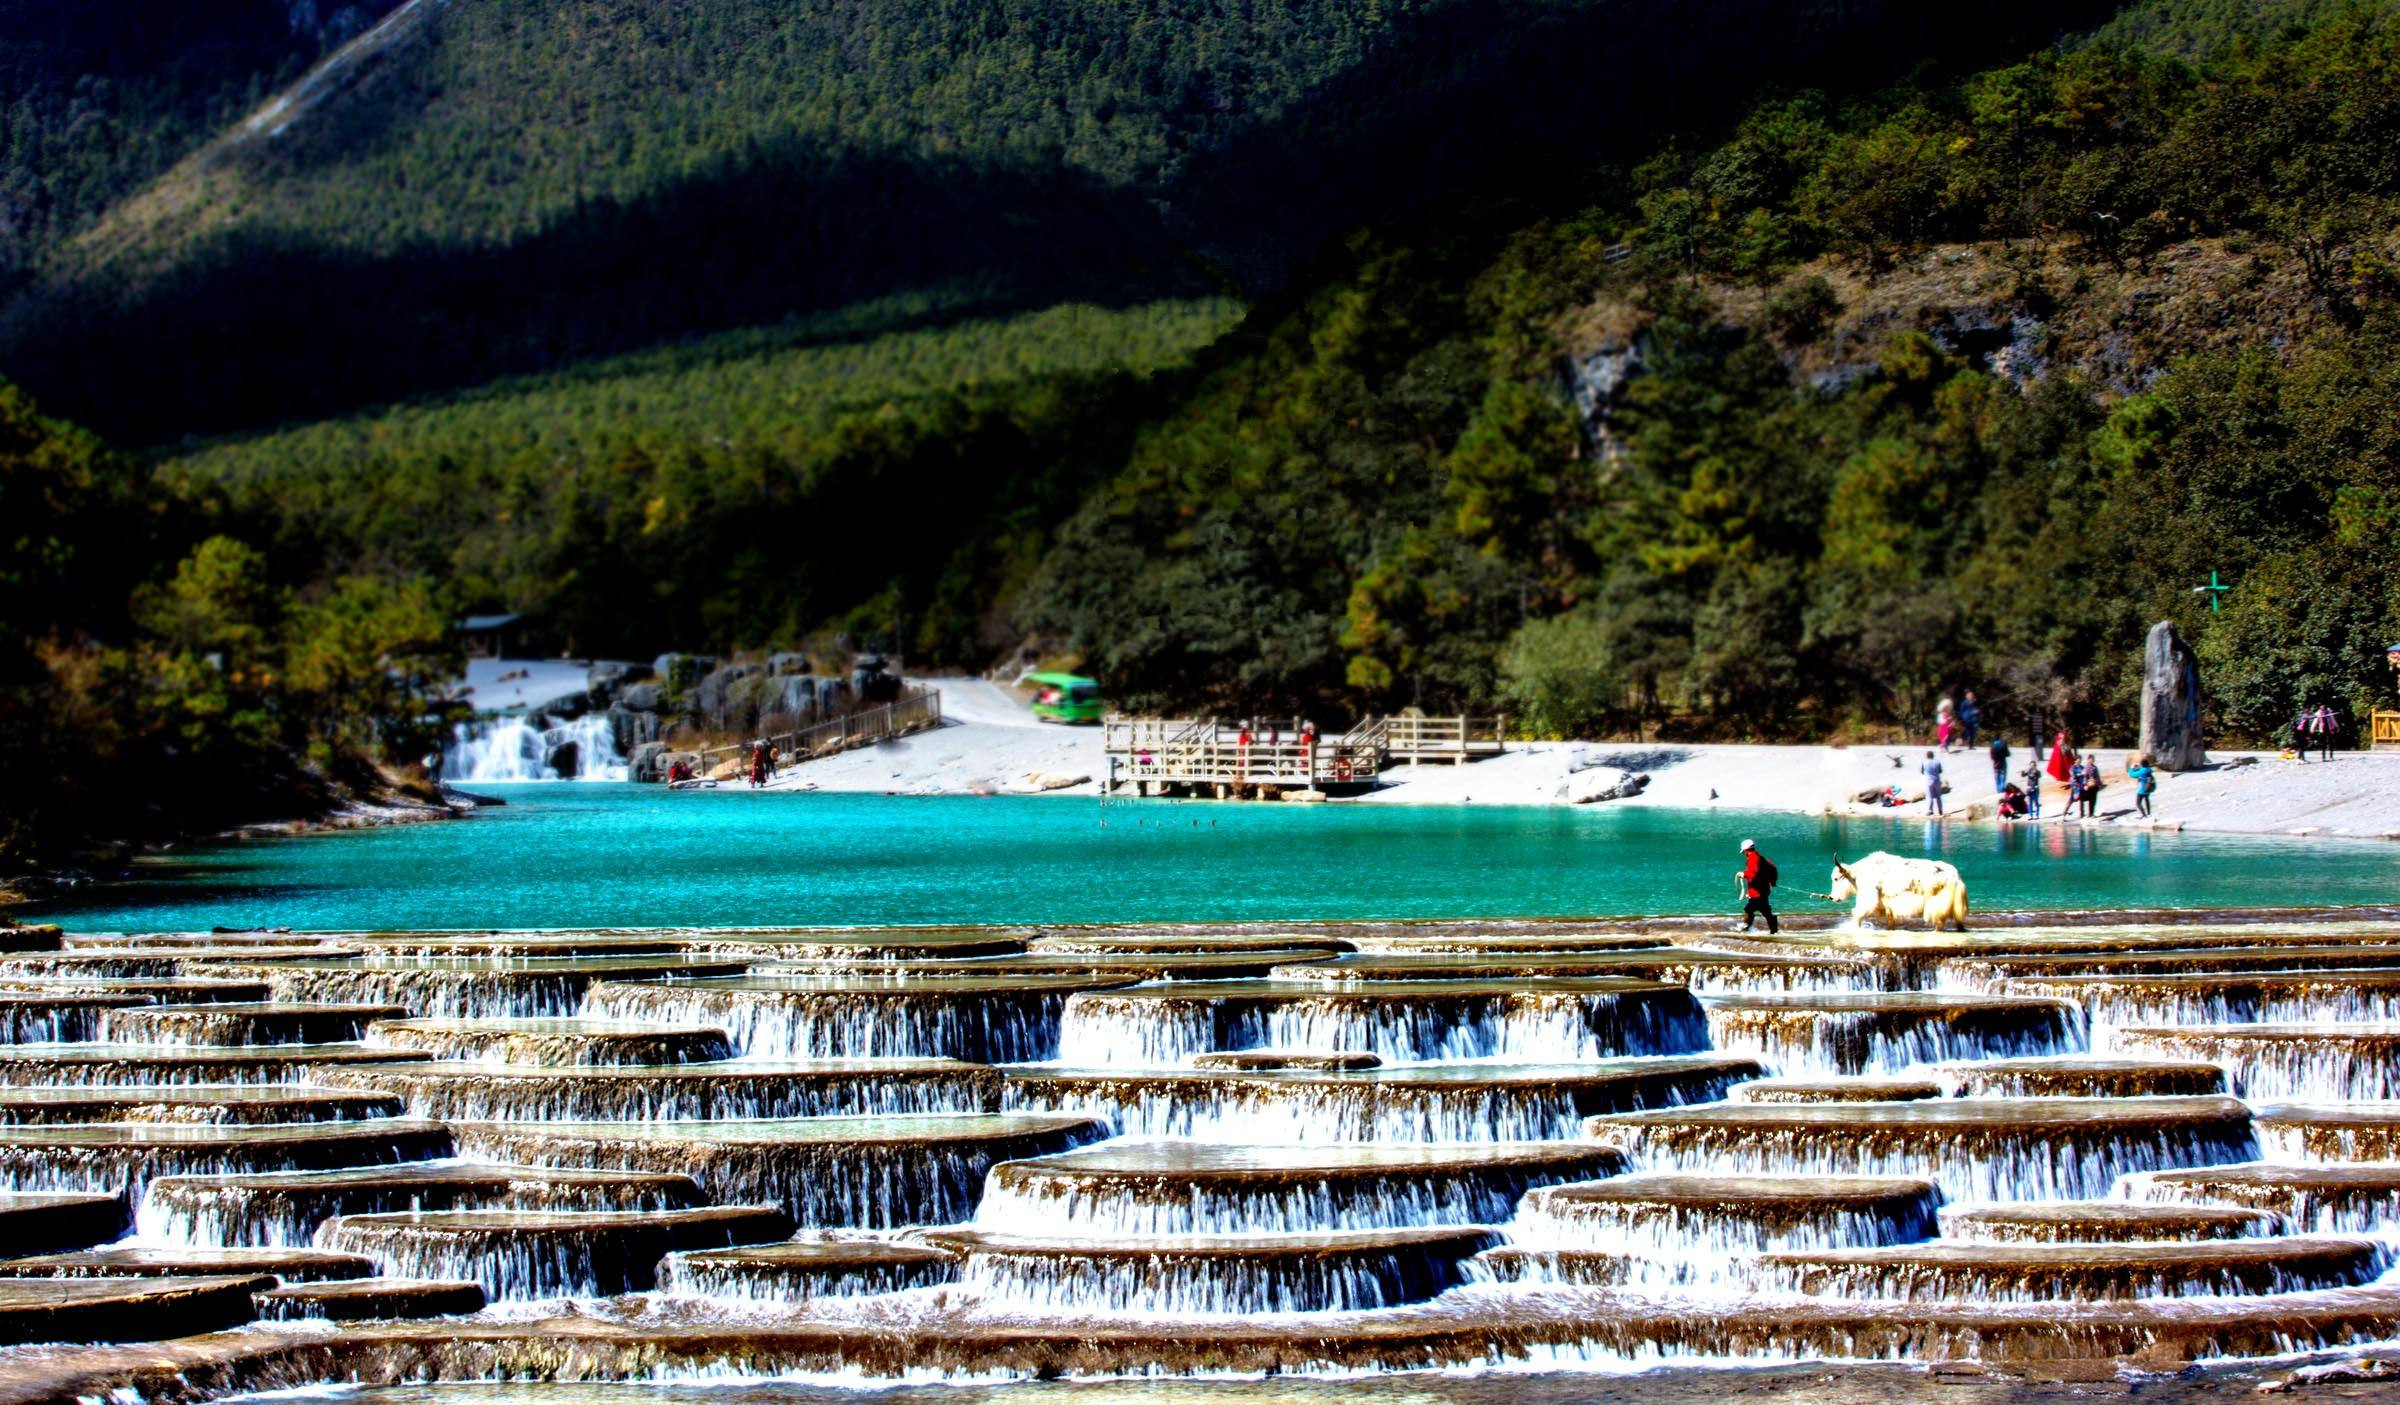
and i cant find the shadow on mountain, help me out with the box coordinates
[0,0,2118,444]
[4,140,1198,444]
[1161,0,2126,286]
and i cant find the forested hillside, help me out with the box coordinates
[5,0,2399,866]
[1,0,2104,441]
[0,0,399,284]
[1027,6,2400,735]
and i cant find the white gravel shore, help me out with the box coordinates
[762,679,2400,841]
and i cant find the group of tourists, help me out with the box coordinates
[2292,704,2342,761]
[1922,691,2177,824]
[748,738,779,787]
[1933,692,1984,752]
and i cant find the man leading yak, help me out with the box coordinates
[1735,839,1780,934]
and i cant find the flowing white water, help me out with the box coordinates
[445,714,626,782]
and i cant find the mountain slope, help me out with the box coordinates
[0,0,2115,442]
[0,0,402,284]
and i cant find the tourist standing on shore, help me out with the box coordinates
[2316,704,2339,761]
[1921,750,1946,815]
[2078,755,2103,817]
[1936,697,1956,752]
[1960,691,1983,749]
[2129,754,2157,819]
[2021,761,2045,819]
[2048,731,2074,784]
[1736,839,1779,934]
[2294,707,2316,761]
[1988,733,2011,793]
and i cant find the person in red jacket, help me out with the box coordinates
[1737,839,1780,934]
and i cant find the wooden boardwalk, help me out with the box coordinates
[1361,713,1507,765]
[1102,713,1501,797]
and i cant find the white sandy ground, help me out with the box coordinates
[757,679,2400,839]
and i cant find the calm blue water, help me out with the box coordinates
[32,785,2400,933]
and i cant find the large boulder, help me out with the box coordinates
[2137,620,2207,771]
[1562,768,1649,804]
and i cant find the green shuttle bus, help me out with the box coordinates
[1029,673,1104,724]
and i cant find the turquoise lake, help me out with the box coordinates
[33,784,2400,932]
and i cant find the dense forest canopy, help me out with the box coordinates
[3,0,2397,864]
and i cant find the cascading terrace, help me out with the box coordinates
[1,912,2399,1393]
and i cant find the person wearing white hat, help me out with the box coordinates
[1736,839,1780,934]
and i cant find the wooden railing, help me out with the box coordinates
[694,686,942,770]
[1101,712,1507,792]
[1382,713,1506,763]
[2374,709,2400,749]
[1102,718,1378,792]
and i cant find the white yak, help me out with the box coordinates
[1827,851,1969,931]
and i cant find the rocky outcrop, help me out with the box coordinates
[1562,340,1643,464]
[587,653,873,778]
[2139,621,2207,772]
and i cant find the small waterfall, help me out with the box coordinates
[1052,985,1709,1067]
[444,712,626,782]
[2251,1107,2400,1165]
[317,1061,1000,1122]
[0,996,143,1043]
[1931,1056,2226,1099]
[2102,1025,2400,1102]
[973,1143,1622,1236]
[0,1122,452,1204]
[1941,1202,2281,1243]
[362,1018,738,1067]
[450,1115,1106,1228]
[658,1239,961,1302]
[1702,998,2086,1079]
[580,979,1078,1063]
[1503,1176,1941,1279]
[138,1163,708,1248]
[1754,1238,2390,1302]
[1586,1099,2259,1204]
[1001,1059,1753,1144]
[2122,1164,2400,1236]
[312,1206,792,1299]
[947,1228,1498,1314]
[2002,973,2400,1036]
